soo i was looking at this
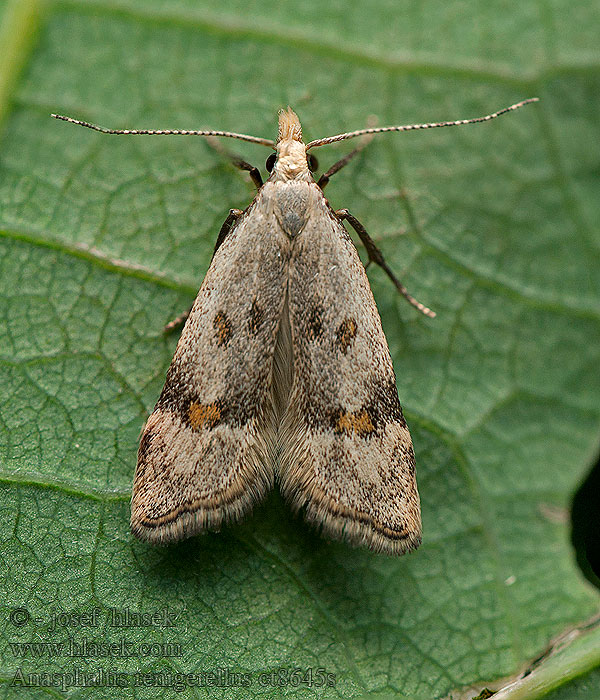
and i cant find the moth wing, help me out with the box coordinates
[279,188,421,555]
[131,203,289,544]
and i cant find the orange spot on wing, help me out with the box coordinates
[336,409,374,437]
[336,318,357,352]
[213,311,232,346]
[188,402,221,430]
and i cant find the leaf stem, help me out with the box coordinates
[487,617,600,699]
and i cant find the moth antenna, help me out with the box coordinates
[50,114,276,149]
[305,98,539,150]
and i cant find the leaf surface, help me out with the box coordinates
[0,1,599,698]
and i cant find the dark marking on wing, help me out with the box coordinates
[213,311,232,346]
[366,376,406,429]
[249,300,264,335]
[137,430,155,463]
[335,317,358,353]
[157,360,260,428]
[306,376,406,437]
[306,305,325,341]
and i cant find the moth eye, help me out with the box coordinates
[265,153,277,172]
[308,154,319,172]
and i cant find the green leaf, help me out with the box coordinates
[1,1,599,698]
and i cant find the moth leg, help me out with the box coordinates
[205,136,263,189]
[317,122,375,189]
[163,208,243,334]
[317,144,366,190]
[336,208,436,318]
[163,308,191,334]
[318,141,370,190]
[212,208,243,258]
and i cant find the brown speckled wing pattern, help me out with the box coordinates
[278,183,421,555]
[131,193,288,544]
[132,179,421,555]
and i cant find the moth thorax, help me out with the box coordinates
[274,140,310,180]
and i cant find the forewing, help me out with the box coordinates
[279,187,421,555]
[131,200,289,543]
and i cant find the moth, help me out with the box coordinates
[53,98,537,555]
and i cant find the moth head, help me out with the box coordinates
[270,107,313,181]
